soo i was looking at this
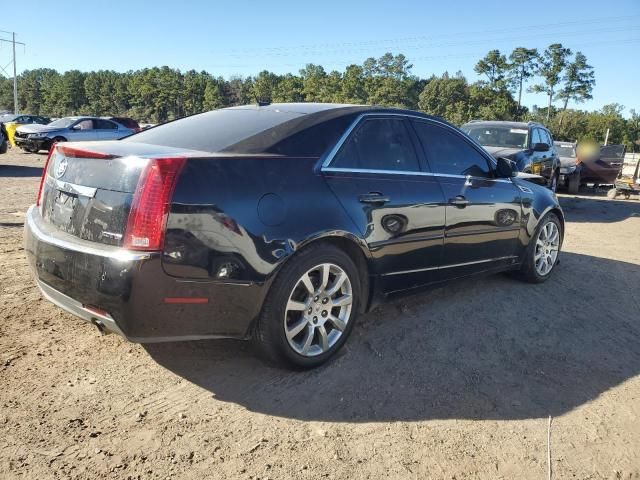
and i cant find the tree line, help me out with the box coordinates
[0,45,638,150]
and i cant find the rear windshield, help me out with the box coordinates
[463,125,528,149]
[123,107,359,157]
[556,145,576,157]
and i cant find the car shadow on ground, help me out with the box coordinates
[558,195,640,223]
[0,165,43,177]
[144,251,640,422]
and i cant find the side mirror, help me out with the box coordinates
[533,142,550,152]
[495,157,516,178]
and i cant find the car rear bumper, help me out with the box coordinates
[24,205,264,342]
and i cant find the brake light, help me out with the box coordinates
[36,145,55,207]
[57,145,114,159]
[123,157,186,251]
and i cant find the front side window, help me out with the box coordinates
[331,118,420,172]
[414,121,491,178]
[74,119,94,130]
[531,128,543,146]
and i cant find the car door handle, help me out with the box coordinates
[449,195,469,207]
[359,193,390,204]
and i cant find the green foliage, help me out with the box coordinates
[0,48,636,150]
[557,52,595,111]
[530,43,572,118]
[474,50,509,90]
[508,47,538,109]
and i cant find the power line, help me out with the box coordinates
[213,14,640,55]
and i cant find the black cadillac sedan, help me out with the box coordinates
[24,103,564,368]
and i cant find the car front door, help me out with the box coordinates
[68,119,99,141]
[322,115,446,293]
[411,119,522,278]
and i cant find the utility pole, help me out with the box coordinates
[0,31,26,114]
[12,32,17,114]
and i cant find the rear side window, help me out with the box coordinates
[331,118,420,172]
[413,121,491,178]
[95,119,117,129]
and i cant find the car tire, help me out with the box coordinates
[51,136,67,145]
[253,243,361,369]
[516,212,562,284]
[567,172,580,194]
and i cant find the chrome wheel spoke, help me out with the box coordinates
[286,318,307,340]
[332,294,352,308]
[319,264,330,291]
[328,314,346,332]
[326,271,347,296]
[300,273,315,295]
[287,299,307,311]
[301,325,314,354]
[317,325,329,352]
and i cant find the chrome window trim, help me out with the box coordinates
[381,255,519,276]
[322,167,513,183]
[320,112,511,183]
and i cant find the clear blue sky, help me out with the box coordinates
[2,0,639,114]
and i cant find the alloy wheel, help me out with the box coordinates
[534,221,560,276]
[283,263,353,357]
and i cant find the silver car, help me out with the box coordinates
[13,116,135,152]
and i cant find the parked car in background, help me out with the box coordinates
[461,120,560,191]
[0,114,52,148]
[0,122,8,154]
[557,141,627,192]
[14,116,136,152]
[0,113,51,125]
[585,144,626,186]
[25,103,564,368]
[555,141,580,193]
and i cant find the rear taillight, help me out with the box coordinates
[123,157,186,251]
[36,145,55,207]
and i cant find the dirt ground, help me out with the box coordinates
[1,147,639,480]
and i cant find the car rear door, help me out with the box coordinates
[411,119,522,278]
[95,119,122,140]
[322,115,446,293]
[68,119,99,141]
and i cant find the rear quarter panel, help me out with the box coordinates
[512,177,564,256]
[163,156,367,284]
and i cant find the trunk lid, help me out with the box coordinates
[38,141,198,247]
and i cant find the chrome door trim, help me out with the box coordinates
[322,167,513,183]
[381,255,519,276]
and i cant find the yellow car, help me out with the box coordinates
[0,114,51,150]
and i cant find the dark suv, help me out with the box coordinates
[462,121,560,191]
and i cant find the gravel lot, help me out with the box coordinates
[1,147,639,479]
